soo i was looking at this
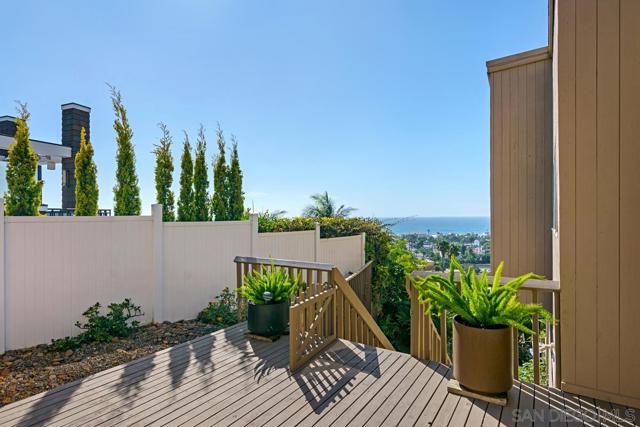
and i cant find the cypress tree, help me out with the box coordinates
[109,85,141,216]
[4,104,43,216]
[177,132,194,221]
[192,125,210,221]
[210,124,228,221]
[153,123,175,221]
[74,127,99,216]
[227,136,244,220]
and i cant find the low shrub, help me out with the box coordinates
[50,299,144,351]
[76,299,144,342]
[197,287,240,327]
[49,335,84,352]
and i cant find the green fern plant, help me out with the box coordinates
[239,264,301,304]
[412,256,551,334]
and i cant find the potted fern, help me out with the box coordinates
[412,256,551,394]
[239,264,301,336]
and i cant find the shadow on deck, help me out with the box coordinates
[0,322,636,426]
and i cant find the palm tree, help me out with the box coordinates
[435,237,450,259]
[302,191,356,218]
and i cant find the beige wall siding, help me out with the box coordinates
[488,51,553,279]
[556,0,640,407]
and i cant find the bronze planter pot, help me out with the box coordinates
[452,315,513,394]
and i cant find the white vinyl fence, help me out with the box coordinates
[0,201,365,352]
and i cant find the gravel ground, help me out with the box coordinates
[0,320,221,406]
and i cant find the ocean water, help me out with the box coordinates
[381,217,490,235]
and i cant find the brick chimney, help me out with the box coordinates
[0,116,17,137]
[61,103,91,209]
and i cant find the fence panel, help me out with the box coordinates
[4,216,154,349]
[345,261,373,314]
[0,209,366,351]
[256,230,315,262]
[318,234,364,275]
[163,221,251,322]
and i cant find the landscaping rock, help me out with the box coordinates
[0,319,222,406]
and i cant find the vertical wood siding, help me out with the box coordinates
[488,53,553,279]
[556,0,640,407]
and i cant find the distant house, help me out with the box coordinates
[0,103,110,215]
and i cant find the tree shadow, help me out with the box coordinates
[193,334,216,374]
[15,378,83,427]
[168,342,192,388]
[116,352,156,407]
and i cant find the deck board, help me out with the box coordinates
[0,322,636,427]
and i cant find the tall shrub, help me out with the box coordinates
[109,85,141,216]
[210,124,228,221]
[4,104,42,216]
[177,132,194,221]
[153,123,175,221]
[74,127,99,216]
[192,125,210,221]
[227,136,244,220]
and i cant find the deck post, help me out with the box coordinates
[250,213,258,256]
[314,222,320,262]
[0,199,4,354]
[152,204,165,323]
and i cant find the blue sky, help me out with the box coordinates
[0,1,547,217]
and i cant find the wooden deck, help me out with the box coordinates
[0,322,636,427]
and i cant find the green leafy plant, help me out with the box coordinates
[177,132,194,221]
[49,299,143,351]
[49,335,84,352]
[197,287,240,327]
[192,125,210,221]
[76,299,144,342]
[412,256,551,334]
[109,84,141,216]
[74,127,99,216]
[227,136,245,220]
[520,357,548,386]
[211,124,228,221]
[302,191,356,218]
[239,265,301,304]
[154,123,175,221]
[4,103,43,216]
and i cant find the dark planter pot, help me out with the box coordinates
[247,301,289,336]
[452,315,513,394]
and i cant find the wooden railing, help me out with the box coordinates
[233,256,394,372]
[345,260,373,314]
[405,278,452,365]
[406,271,561,388]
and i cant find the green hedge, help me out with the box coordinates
[259,216,392,296]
